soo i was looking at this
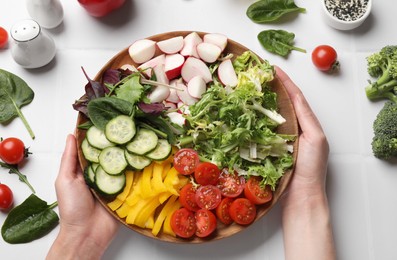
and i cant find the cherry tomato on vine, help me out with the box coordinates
[0,183,14,210]
[229,198,257,225]
[195,209,217,238]
[173,148,200,175]
[170,208,196,238]
[311,45,339,72]
[0,27,8,49]
[244,176,273,205]
[194,162,220,186]
[0,137,27,165]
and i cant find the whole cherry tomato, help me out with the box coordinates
[78,0,126,17]
[0,137,27,165]
[0,26,8,49]
[0,183,14,210]
[311,45,339,72]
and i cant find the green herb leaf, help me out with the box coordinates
[1,194,58,244]
[0,162,36,193]
[247,0,306,23]
[257,29,306,57]
[0,69,35,139]
[115,75,144,105]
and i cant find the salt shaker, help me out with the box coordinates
[26,0,64,29]
[10,19,56,69]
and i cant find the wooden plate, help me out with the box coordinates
[75,31,299,243]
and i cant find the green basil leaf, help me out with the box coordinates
[1,194,59,244]
[0,69,35,139]
[257,29,306,57]
[247,0,306,23]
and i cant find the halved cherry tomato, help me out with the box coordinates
[0,137,27,165]
[244,176,273,205]
[194,162,220,186]
[217,168,245,198]
[170,208,196,238]
[0,27,8,49]
[179,183,200,212]
[215,197,234,225]
[173,148,200,175]
[195,209,217,238]
[195,185,221,210]
[311,45,339,72]
[0,183,13,210]
[229,198,256,225]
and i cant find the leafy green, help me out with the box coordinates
[247,0,306,23]
[115,74,144,104]
[0,162,36,193]
[1,194,58,244]
[257,29,306,57]
[0,69,35,139]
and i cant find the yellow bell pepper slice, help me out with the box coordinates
[116,202,132,219]
[151,195,178,236]
[107,198,123,211]
[145,215,154,229]
[116,170,134,201]
[140,163,154,198]
[125,172,143,207]
[161,160,172,180]
[151,162,167,193]
[164,167,180,195]
[162,199,182,237]
[126,197,152,224]
[134,196,161,228]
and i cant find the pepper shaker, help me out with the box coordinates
[26,0,64,29]
[10,19,56,69]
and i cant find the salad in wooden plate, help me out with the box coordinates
[73,31,299,243]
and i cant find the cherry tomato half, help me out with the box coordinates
[0,183,14,210]
[229,198,257,225]
[311,45,339,72]
[244,176,273,205]
[0,27,8,49]
[170,208,196,238]
[195,209,217,238]
[173,148,200,175]
[0,137,26,165]
[217,168,245,198]
[194,162,220,186]
[195,185,222,210]
[179,183,200,212]
[216,197,234,225]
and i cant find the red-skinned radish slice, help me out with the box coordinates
[218,59,238,87]
[148,85,170,103]
[176,82,198,106]
[187,76,206,98]
[165,102,177,109]
[180,32,202,58]
[177,102,190,115]
[167,111,186,126]
[138,54,165,78]
[120,64,138,72]
[128,39,156,64]
[157,36,184,54]
[203,33,228,52]
[181,57,212,83]
[165,54,185,80]
[197,42,222,63]
[153,64,169,85]
[166,87,181,103]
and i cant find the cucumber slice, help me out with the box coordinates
[146,139,172,161]
[126,128,158,155]
[86,125,114,149]
[84,164,96,188]
[99,146,128,175]
[95,166,126,196]
[105,115,136,144]
[125,150,152,170]
[81,138,101,163]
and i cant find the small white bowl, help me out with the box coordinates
[322,0,372,30]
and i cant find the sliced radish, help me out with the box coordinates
[197,42,222,63]
[138,54,165,78]
[148,85,170,103]
[167,112,186,126]
[164,54,185,80]
[128,39,156,64]
[203,33,228,52]
[157,36,184,54]
[187,76,206,98]
[120,64,138,72]
[153,64,169,85]
[164,102,177,109]
[176,82,198,106]
[177,102,191,115]
[166,87,180,103]
[218,59,238,87]
[180,32,202,58]
[181,57,212,83]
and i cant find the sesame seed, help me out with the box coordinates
[325,0,369,22]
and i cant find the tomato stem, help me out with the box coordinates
[0,162,36,193]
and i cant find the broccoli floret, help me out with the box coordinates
[365,46,397,103]
[371,101,397,159]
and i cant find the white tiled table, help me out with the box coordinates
[1,1,397,259]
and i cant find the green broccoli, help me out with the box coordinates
[371,101,397,159]
[365,46,397,103]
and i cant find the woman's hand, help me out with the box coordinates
[47,134,119,260]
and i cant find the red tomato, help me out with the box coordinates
[229,198,257,225]
[0,27,8,49]
[78,0,126,17]
[217,168,245,198]
[173,148,200,175]
[0,183,13,210]
[170,208,196,238]
[244,176,273,205]
[215,197,234,225]
[195,209,217,238]
[195,185,222,210]
[0,137,26,165]
[194,162,220,186]
[179,183,200,212]
[311,45,339,72]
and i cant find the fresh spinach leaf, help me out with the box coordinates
[247,0,306,23]
[87,96,134,130]
[0,69,35,139]
[257,29,306,57]
[1,194,58,244]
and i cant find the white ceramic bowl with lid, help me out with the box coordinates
[322,0,372,30]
